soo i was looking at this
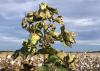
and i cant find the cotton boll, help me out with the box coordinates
[38,63,43,67]
[7,55,12,59]
[97,64,100,68]
[10,60,15,65]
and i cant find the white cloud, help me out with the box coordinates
[77,39,100,45]
[63,17,100,33]
[0,34,23,43]
[0,1,35,20]
[63,17,100,26]
[0,0,50,20]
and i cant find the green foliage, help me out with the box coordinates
[37,47,58,55]
[37,66,67,71]
[37,66,49,71]
[13,2,76,71]
[60,25,76,47]
[48,55,59,63]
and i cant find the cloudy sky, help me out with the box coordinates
[0,0,100,52]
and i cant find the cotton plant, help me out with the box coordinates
[11,2,76,71]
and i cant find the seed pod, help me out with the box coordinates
[48,6,58,14]
[21,18,27,28]
[27,16,34,24]
[42,21,47,30]
[56,52,66,60]
[66,32,76,43]
[46,10,51,18]
[29,33,40,45]
[53,16,64,25]
[39,11,46,19]
[68,32,77,37]
[39,2,47,10]
[26,12,33,17]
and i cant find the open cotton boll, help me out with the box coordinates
[38,63,43,67]
[6,54,12,59]
[10,60,15,65]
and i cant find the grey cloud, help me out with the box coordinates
[0,0,51,20]
[63,17,100,31]
[49,0,100,18]
[1,0,100,19]
[0,41,22,51]
[63,17,100,40]
[53,41,100,52]
[77,30,100,40]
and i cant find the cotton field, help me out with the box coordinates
[0,52,100,71]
